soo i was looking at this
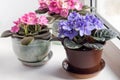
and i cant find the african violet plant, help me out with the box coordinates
[36,0,89,23]
[1,12,51,45]
[58,11,117,50]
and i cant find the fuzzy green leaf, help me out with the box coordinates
[39,28,49,33]
[78,10,89,15]
[92,37,105,42]
[1,30,12,37]
[34,32,51,39]
[21,37,34,45]
[82,5,95,11]
[35,9,48,14]
[64,38,82,49]
[93,29,117,41]
[82,5,90,10]
[50,15,61,20]
[83,43,104,50]
[47,17,56,24]
[12,34,24,38]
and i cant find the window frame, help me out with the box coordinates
[90,0,120,39]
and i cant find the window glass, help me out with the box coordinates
[97,0,120,32]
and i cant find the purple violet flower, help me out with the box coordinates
[85,14,104,29]
[58,29,78,40]
[59,20,72,31]
[58,11,104,39]
[68,11,80,22]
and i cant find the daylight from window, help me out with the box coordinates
[97,0,120,32]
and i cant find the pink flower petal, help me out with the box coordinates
[38,16,48,25]
[11,26,20,33]
[20,12,38,25]
[60,8,69,18]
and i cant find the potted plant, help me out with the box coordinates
[56,11,117,78]
[36,0,84,17]
[35,0,89,37]
[1,12,52,67]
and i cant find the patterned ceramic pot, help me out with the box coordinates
[12,38,52,66]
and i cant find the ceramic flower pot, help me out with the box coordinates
[62,44,105,79]
[12,37,52,67]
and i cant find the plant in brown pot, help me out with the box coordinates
[1,12,52,67]
[57,11,117,78]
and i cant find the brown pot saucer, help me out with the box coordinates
[18,51,53,67]
[62,59,105,79]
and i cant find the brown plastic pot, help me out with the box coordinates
[64,47,103,69]
[62,45,105,79]
[51,37,105,78]
[60,37,105,76]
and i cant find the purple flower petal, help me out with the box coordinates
[58,11,104,38]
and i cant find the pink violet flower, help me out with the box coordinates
[60,8,69,18]
[75,2,83,10]
[38,0,49,10]
[49,1,61,14]
[38,15,48,25]
[11,26,20,33]
[20,14,27,24]
[38,0,84,17]
[20,12,38,25]
[67,0,76,9]
[39,2,48,10]
[39,0,49,4]
[61,1,69,9]
[13,18,21,25]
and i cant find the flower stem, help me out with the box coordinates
[74,37,77,42]
[35,25,38,32]
[24,25,28,35]
[38,25,42,32]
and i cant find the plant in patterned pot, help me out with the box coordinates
[57,11,117,78]
[1,12,53,67]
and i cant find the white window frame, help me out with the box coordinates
[89,0,120,78]
[90,0,120,39]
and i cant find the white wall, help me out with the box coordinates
[0,0,38,34]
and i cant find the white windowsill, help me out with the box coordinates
[111,38,120,49]
[0,38,120,80]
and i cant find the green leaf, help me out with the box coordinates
[82,5,96,11]
[52,20,59,37]
[63,38,82,49]
[21,37,34,45]
[34,32,51,39]
[47,17,56,24]
[1,30,12,37]
[83,43,104,50]
[12,34,24,38]
[93,29,117,41]
[73,36,85,44]
[92,37,105,42]
[78,10,89,15]
[41,28,49,32]
[51,15,61,20]
[28,25,35,31]
[35,9,48,14]
[82,5,90,10]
